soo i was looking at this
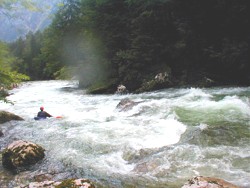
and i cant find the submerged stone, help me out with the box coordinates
[17,178,95,188]
[2,140,45,170]
[116,98,142,111]
[56,178,95,188]
[181,176,239,188]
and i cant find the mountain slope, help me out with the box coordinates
[0,0,61,42]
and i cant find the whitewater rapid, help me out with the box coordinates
[0,80,249,187]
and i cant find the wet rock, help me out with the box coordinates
[116,98,142,111]
[133,160,160,174]
[155,72,169,82]
[57,179,95,188]
[2,140,45,170]
[0,88,9,97]
[0,110,24,124]
[115,84,128,94]
[18,180,61,188]
[181,176,239,188]
[33,173,54,182]
[18,178,96,188]
[1,169,74,187]
[0,129,3,137]
[123,148,154,162]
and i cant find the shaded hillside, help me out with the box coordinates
[8,0,250,93]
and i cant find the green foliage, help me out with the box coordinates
[0,42,30,86]
[0,41,29,102]
[6,0,250,93]
[10,31,46,80]
[53,66,73,80]
[55,179,75,188]
[40,28,64,79]
[55,179,94,188]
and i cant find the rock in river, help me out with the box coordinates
[0,110,24,124]
[17,178,96,188]
[2,140,45,170]
[181,176,239,188]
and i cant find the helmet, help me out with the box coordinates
[40,106,44,111]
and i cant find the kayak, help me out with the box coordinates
[34,117,47,120]
[34,116,63,120]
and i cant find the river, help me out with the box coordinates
[0,80,249,187]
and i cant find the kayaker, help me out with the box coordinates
[37,106,52,119]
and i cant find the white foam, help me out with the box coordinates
[2,81,249,187]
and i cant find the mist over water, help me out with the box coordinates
[0,80,250,187]
[61,32,108,88]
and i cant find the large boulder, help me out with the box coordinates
[0,110,24,124]
[116,98,142,111]
[135,71,173,93]
[2,140,45,170]
[18,178,95,188]
[181,176,239,188]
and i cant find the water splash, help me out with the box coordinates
[0,81,249,187]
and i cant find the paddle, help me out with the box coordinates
[55,116,63,119]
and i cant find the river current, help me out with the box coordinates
[0,80,249,187]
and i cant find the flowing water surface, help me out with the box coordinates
[0,80,250,187]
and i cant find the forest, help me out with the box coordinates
[1,0,250,96]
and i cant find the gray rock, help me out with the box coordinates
[115,84,128,94]
[0,129,3,137]
[181,176,239,188]
[116,98,142,111]
[0,110,24,124]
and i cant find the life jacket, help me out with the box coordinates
[37,111,47,118]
